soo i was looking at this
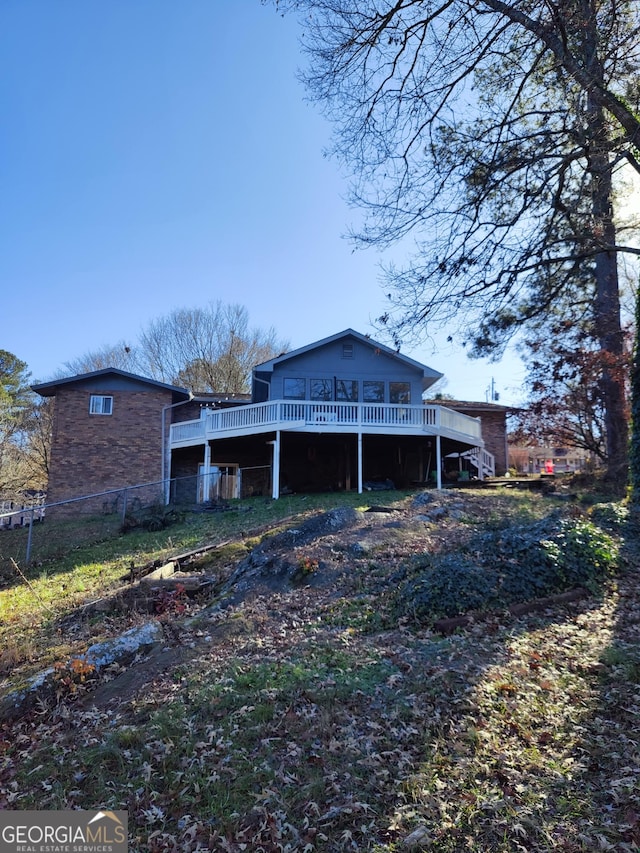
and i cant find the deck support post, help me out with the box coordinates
[344,441,351,491]
[357,431,363,494]
[436,435,442,490]
[271,431,281,500]
[203,442,212,502]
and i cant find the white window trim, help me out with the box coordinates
[89,395,113,415]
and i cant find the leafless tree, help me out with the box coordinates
[63,341,139,377]
[19,398,53,489]
[63,302,288,394]
[138,302,287,393]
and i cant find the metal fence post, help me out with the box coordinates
[25,507,35,565]
[121,488,128,525]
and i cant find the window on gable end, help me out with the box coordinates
[390,382,411,404]
[336,379,358,402]
[363,380,385,402]
[310,379,333,401]
[283,378,306,399]
[89,395,113,415]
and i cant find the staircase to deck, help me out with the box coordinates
[458,447,496,479]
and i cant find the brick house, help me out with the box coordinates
[34,329,506,505]
[32,370,191,509]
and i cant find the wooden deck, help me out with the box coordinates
[170,400,484,448]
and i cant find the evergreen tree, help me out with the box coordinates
[0,351,45,495]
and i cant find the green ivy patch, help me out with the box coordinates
[396,516,619,623]
[589,501,632,530]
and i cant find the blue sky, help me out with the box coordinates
[0,1,526,404]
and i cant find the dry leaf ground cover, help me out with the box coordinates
[0,492,374,683]
[1,486,639,851]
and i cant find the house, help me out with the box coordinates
[171,328,496,498]
[33,329,498,508]
[0,492,46,529]
[32,370,192,511]
[508,443,593,474]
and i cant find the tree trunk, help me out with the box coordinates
[630,286,640,503]
[585,3,628,478]
[592,186,628,477]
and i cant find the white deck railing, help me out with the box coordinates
[170,400,482,447]
[461,447,496,478]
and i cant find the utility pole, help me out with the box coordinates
[485,378,500,402]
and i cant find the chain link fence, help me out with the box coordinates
[0,465,274,569]
[0,480,164,570]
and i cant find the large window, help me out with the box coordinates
[389,382,411,404]
[310,378,333,401]
[89,395,113,415]
[335,379,358,402]
[283,377,306,399]
[363,380,384,402]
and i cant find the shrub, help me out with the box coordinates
[589,501,630,530]
[544,518,618,589]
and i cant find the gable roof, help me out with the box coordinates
[254,328,443,390]
[32,368,190,399]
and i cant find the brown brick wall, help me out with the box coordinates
[47,386,174,504]
[172,400,202,423]
[476,412,508,475]
[435,401,510,476]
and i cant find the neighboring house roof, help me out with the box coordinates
[32,368,191,399]
[193,392,252,405]
[254,328,443,391]
[510,442,591,455]
[429,399,516,414]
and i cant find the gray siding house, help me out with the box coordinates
[170,329,493,499]
[251,329,440,406]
